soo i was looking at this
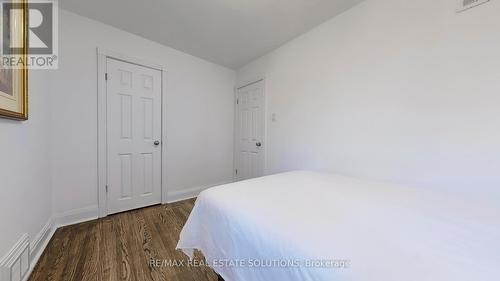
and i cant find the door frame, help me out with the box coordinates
[97,48,168,218]
[233,78,267,181]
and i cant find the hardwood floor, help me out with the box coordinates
[29,199,219,281]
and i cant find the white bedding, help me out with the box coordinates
[176,171,500,281]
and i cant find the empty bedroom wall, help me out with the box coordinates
[0,71,52,257]
[237,0,500,201]
[50,10,236,220]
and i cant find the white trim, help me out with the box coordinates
[54,205,99,228]
[161,69,169,204]
[0,219,57,281]
[97,47,168,218]
[232,86,238,181]
[262,78,269,175]
[0,234,30,281]
[29,219,53,262]
[1,212,98,281]
[97,48,165,71]
[97,49,107,218]
[166,181,232,203]
[24,219,56,281]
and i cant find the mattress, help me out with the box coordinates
[177,171,500,281]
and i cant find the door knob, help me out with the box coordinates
[256,142,262,147]
[154,140,160,146]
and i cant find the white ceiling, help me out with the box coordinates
[60,0,364,69]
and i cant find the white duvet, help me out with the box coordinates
[177,171,500,281]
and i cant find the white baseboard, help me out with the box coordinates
[1,205,98,281]
[0,217,57,281]
[0,234,30,281]
[29,218,54,266]
[166,181,233,203]
[23,218,56,281]
[54,205,99,228]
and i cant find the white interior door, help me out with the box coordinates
[106,58,162,215]
[235,80,265,181]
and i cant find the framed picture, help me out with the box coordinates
[0,0,28,120]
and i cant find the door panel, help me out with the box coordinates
[235,81,265,181]
[107,58,162,215]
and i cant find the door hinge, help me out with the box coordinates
[236,98,239,105]
[105,73,108,81]
[105,185,108,193]
[235,169,238,175]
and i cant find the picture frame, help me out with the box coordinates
[0,0,28,120]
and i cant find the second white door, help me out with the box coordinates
[235,80,265,181]
[106,58,162,215]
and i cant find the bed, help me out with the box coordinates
[176,171,500,281]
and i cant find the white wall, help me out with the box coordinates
[0,71,52,256]
[2,7,235,262]
[50,10,236,216]
[237,0,500,201]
